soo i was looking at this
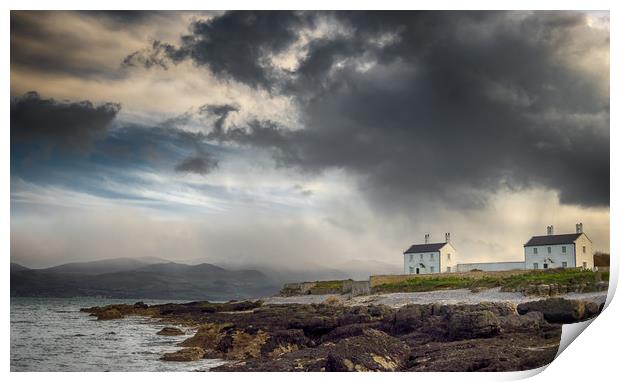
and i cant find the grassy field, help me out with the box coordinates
[373,268,606,293]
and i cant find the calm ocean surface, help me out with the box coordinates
[10,297,227,372]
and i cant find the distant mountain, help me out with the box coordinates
[39,256,168,275]
[10,261,279,300]
[10,263,30,273]
[210,260,350,284]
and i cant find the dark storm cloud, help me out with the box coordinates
[11,91,120,154]
[82,10,163,24]
[10,90,224,187]
[11,11,123,80]
[123,11,312,88]
[169,11,609,209]
[175,154,219,175]
[122,40,181,70]
[200,104,239,135]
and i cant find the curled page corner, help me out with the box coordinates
[556,319,595,358]
[555,286,612,359]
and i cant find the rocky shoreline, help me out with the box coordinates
[81,295,605,372]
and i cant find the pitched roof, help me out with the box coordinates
[524,233,582,247]
[404,242,448,254]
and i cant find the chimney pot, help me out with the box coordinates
[576,223,583,233]
[424,234,429,244]
[445,232,450,243]
[547,225,554,235]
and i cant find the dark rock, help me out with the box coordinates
[261,329,309,357]
[391,305,432,334]
[216,333,234,354]
[133,301,148,309]
[157,327,185,336]
[161,347,205,362]
[517,298,600,324]
[367,304,393,318]
[321,323,381,342]
[448,310,500,340]
[178,323,229,348]
[96,308,123,320]
[499,311,545,331]
[83,297,567,372]
[324,329,409,371]
[288,315,339,337]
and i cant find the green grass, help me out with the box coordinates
[373,268,600,293]
[312,280,349,290]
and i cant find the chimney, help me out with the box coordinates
[547,225,554,235]
[424,234,430,244]
[576,222,583,234]
[445,232,450,243]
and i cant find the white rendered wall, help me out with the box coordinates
[440,243,457,273]
[524,243,576,269]
[574,235,594,269]
[404,251,440,274]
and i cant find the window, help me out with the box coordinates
[583,262,587,269]
[430,253,434,260]
[430,266,435,273]
[447,266,452,272]
[409,254,413,262]
[562,246,566,253]
[582,246,586,254]
[420,253,424,260]
[533,248,538,254]
[533,263,539,269]
[562,262,567,268]
[409,266,414,274]
[447,253,451,261]
[547,247,551,254]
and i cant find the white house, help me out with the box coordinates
[403,233,458,274]
[524,223,593,270]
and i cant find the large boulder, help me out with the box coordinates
[517,298,599,324]
[96,308,123,320]
[391,305,433,334]
[133,301,149,309]
[448,310,500,340]
[324,329,409,371]
[161,347,205,362]
[178,323,229,348]
[288,315,340,337]
[499,311,545,331]
[261,329,309,357]
[156,327,185,336]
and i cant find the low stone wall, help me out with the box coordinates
[279,282,317,296]
[369,269,534,288]
[281,280,371,297]
[342,280,371,296]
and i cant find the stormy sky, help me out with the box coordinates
[10,10,609,271]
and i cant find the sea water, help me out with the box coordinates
[10,297,227,371]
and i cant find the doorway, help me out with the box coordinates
[416,268,420,274]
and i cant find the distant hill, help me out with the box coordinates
[210,260,351,285]
[39,256,168,275]
[10,263,30,273]
[10,260,279,300]
[210,259,401,284]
